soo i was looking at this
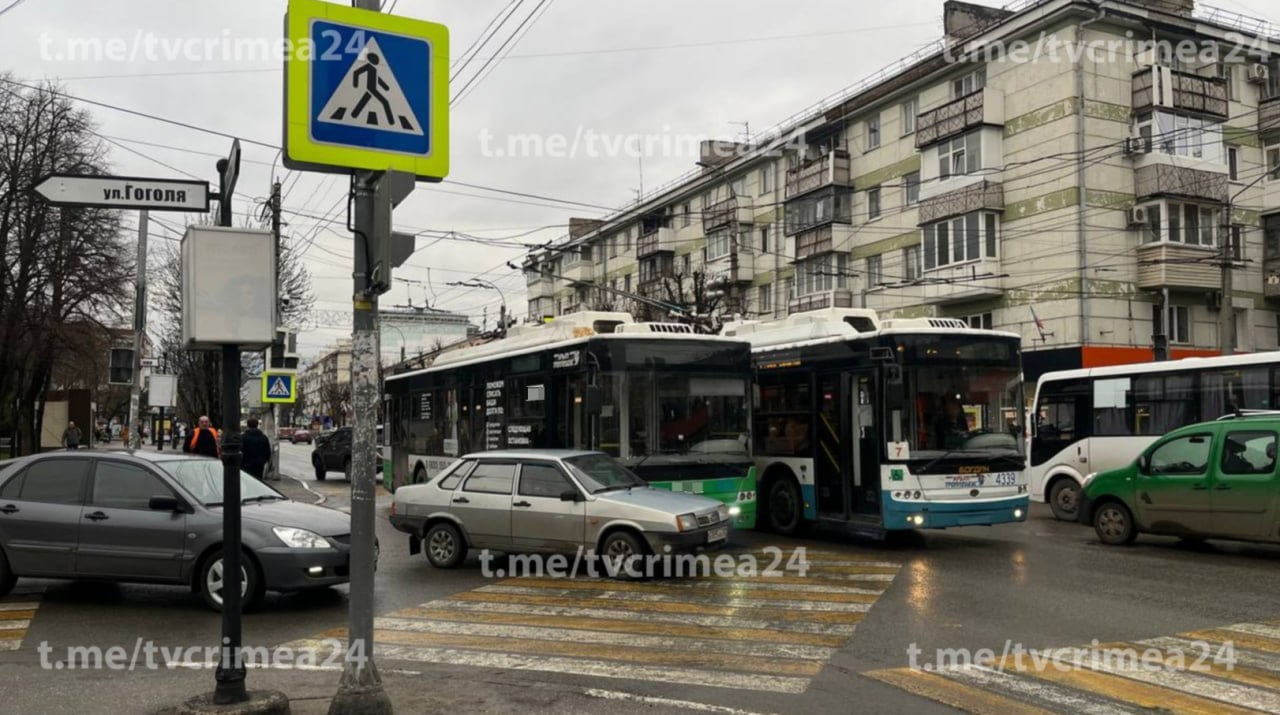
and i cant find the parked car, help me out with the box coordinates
[390,449,731,570]
[312,427,383,481]
[290,429,312,445]
[278,427,296,441]
[0,450,364,610]
[1080,414,1280,546]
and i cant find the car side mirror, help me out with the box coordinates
[560,489,582,502]
[149,494,185,512]
[1136,454,1150,474]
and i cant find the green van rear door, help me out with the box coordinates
[1213,429,1280,540]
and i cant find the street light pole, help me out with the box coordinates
[447,279,507,337]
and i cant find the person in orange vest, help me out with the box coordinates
[184,415,221,458]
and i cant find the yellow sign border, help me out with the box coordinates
[285,0,449,180]
[261,371,298,404]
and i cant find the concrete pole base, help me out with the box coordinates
[177,690,290,715]
[327,685,393,715]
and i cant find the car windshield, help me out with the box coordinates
[159,459,284,505]
[564,453,646,493]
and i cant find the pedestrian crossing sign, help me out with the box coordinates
[284,0,449,180]
[261,371,297,404]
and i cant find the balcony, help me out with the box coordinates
[1261,95,1280,141]
[793,225,842,261]
[706,250,756,285]
[918,181,1004,225]
[561,260,594,285]
[1132,66,1228,119]
[637,227,675,258]
[785,150,852,200]
[702,196,754,233]
[789,289,855,314]
[1133,153,1228,203]
[919,258,1003,304]
[1136,243,1219,291]
[915,87,1005,148]
[526,274,554,299]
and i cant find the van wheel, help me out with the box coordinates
[1093,501,1137,546]
[1048,479,1081,521]
[424,523,466,569]
[0,548,16,597]
[764,478,803,536]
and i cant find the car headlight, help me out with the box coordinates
[273,526,330,549]
[717,505,730,523]
[676,513,698,532]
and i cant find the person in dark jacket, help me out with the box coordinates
[241,417,272,480]
[184,415,221,459]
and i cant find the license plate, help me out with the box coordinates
[707,526,729,543]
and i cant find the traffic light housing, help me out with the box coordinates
[109,347,134,385]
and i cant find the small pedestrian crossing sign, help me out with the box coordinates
[261,371,297,404]
[285,0,449,179]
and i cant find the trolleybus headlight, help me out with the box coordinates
[676,513,698,532]
[1014,508,1025,519]
[728,506,741,517]
[910,514,925,526]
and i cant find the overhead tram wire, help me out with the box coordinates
[450,0,554,107]
[451,0,523,81]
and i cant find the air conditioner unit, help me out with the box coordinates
[1127,206,1150,226]
[1207,291,1223,310]
[1123,136,1147,155]
[1247,63,1270,84]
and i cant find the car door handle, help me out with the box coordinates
[452,497,469,504]
[513,501,532,508]
[84,511,109,521]
[0,504,17,515]
[1215,484,1233,490]
[1191,484,1208,491]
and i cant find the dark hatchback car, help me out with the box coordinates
[312,426,383,482]
[0,450,360,611]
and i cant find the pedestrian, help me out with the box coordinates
[241,417,271,480]
[62,421,82,450]
[184,415,221,459]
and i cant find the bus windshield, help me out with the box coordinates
[885,339,1024,459]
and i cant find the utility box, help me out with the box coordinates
[181,225,277,350]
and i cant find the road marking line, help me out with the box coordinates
[0,639,20,652]
[691,573,898,585]
[1183,629,1280,656]
[502,577,886,600]
[0,610,37,621]
[1045,646,1280,714]
[366,617,838,660]
[992,654,1264,715]
[0,602,40,612]
[0,620,31,631]
[412,601,860,636]
[1108,641,1280,691]
[510,575,887,595]
[582,687,779,714]
[943,664,1135,715]
[386,607,849,646]
[336,628,826,676]
[475,585,875,612]
[864,668,1056,715]
[734,550,901,567]
[1222,624,1280,642]
[1138,636,1280,675]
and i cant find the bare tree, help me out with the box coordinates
[0,77,133,453]
[631,270,742,334]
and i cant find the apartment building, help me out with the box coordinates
[523,0,1280,380]
[298,339,352,425]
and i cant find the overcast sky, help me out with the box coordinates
[3,0,961,356]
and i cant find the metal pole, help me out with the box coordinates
[268,180,283,480]
[127,211,148,452]
[214,344,246,704]
[1218,205,1234,356]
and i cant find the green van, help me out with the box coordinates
[1079,415,1280,546]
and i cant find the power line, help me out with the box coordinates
[451,0,554,107]
[0,0,30,18]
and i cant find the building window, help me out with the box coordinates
[624,273,632,294]
[867,186,882,220]
[937,130,982,179]
[759,284,772,313]
[760,225,770,254]
[904,172,920,206]
[700,193,710,209]
[1133,112,1224,164]
[1155,305,1192,344]
[903,244,921,281]
[901,97,918,135]
[866,115,880,150]
[731,177,746,197]
[1228,146,1239,181]
[922,211,998,271]
[1235,309,1248,350]
[682,202,691,227]
[795,254,848,296]
[759,167,771,195]
[1140,200,1220,246]
[784,276,795,300]
[1229,225,1244,261]
[965,313,993,330]
[866,255,883,287]
[784,188,852,235]
[707,231,731,261]
[609,235,618,258]
[952,67,986,97]
[1267,144,1280,181]
[682,253,691,275]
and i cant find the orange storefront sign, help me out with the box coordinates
[1080,345,1223,368]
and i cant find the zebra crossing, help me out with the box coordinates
[282,546,901,693]
[867,620,1280,714]
[0,589,43,652]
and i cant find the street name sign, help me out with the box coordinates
[32,174,211,212]
[283,0,449,180]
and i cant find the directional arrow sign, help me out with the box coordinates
[32,174,211,212]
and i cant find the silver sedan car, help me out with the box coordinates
[390,449,732,569]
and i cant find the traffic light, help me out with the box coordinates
[267,329,300,370]
[362,170,417,295]
[109,348,134,385]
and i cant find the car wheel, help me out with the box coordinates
[600,530,647,579]
[764,478,803,535]
[312,452,327,482]
[1048,479,1081,521]
[0,547,16,598]
[198,551,263,612]
[1093,501,1138,546]
[343,457,352,481]
[424,523,466,569]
